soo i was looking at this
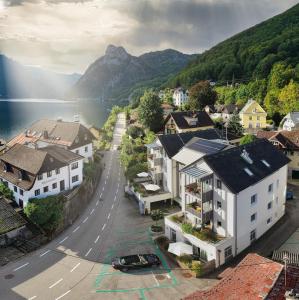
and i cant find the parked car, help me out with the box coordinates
[112,254,161,271]
[286,190,294,200]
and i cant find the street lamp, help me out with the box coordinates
[283,251,289,288]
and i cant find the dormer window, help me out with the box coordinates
[261,160,270,168]
[241,149,253,164]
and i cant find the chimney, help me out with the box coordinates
[43,130,49,139]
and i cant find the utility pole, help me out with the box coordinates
[283,252,289,288]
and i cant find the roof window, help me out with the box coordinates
[244,168,254,177]
[241,149,253,164]
[261,159,270,168]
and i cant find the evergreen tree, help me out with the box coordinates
[226,112,244,136]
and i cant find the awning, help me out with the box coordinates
[142,183,160,191]
[137,172,149,178]
[181,166,211,179]
[168,242,193,256]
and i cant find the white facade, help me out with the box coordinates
[72,143,93,162]
[1,158,83,207]
[173,88,189,107]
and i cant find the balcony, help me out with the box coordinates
[185,182,201,198]
[186,202,202,218]
[186,202,213,223]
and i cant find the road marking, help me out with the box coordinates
[114,195,117,202]
[96,200,99,206]
[59,236,68,244]
[166,274,171,279]
[83,217,88,223]
[13,262,29,272]
[107,213,111,219]
[104,180,107,185]
[49,278,63,289]
[100,192,102,198]
[102,223,106,231]
[111,203,114,209]
[94,235,100,243]
[85,248,92,257]
[90,208,95,215]
[73,226,80,233]
[55,290,71,300]
[40,250,51,257]
[102,186,105,192]
[70,262,80,273]
[106,175,109,180]
[28,296,37,300]
[152,271,160,286]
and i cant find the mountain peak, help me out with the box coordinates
[105,45,129,59]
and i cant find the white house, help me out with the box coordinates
[280,112,299,131]
[7,119,95,162]
[173,87,189,107]
[165,139,289,267]
[0,144,84,208]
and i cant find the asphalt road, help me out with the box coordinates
[0,113,217,300]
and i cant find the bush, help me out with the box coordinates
[178,254,193,267]
[182,222,193,234]
[127,126,144,139]
[191,261,203,277]
[0,182,14,200]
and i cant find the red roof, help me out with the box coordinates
[184,254,283,300]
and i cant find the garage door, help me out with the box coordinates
[292,170,299,179]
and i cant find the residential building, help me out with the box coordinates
[280,112,299,131]
[239,99,267,132]
[7,119,95,162]
[165,139,289,267]
[257,129,299,179]
[172,87,189,107]
[205,104,242,121]
[164,111,214,134]
[161,103,174,116]
[184,253,283,300]
[0,144,84,207]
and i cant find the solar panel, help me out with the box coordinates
[187,138,226,154]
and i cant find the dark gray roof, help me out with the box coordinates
[203,139,290,194]
[186,138,227,154]
[157,128,239,158]
[40,145,83,164]
[0,197,27,235]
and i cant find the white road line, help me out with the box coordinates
[90,208,95,215]
[13,262,29,272]
[59,236,68,244]
[55,290,71,300]
[107,213,111,219]
[40,250,51,257]
[94,235,100,243]
[70,262,80,273]
[106,175,109,180]
[96,200,99,206]
[49,278,63,289]
[85,248,92,257]
[28,296,37,300]
[152,271,160,286]
[111,203,114,209]
[83,217,88,223]
[99,193,102,198]
[102,186,105,192]
[73,226,80,233]
[102,223,106,231]
[114,196,117,202]
[104,180,107,185]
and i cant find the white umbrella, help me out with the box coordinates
[137,172,149,178]
[168,242,193,256]
[142,183,160,191]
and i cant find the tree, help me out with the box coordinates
[226,112,244,136]
[162,88,173,105]
[279,80,299,114]
[138,90,163,132]
[126,126,144,139]
[0,182,14,200]
[151,209,164,226]
[188,80,217,110]
[24,195,64,235]
[239,134,257,145]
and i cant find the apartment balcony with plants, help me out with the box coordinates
[146,142,163,184]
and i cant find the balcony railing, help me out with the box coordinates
[186,202,202,219]
[185,182,201,198]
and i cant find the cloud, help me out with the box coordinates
[0,0,297,73]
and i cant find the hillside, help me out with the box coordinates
[0,55,80,99]
[169,3,299,88]
[68,45,194,104]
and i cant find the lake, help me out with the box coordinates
[0,99,110,140]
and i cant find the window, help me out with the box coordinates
[55,168,60,175]
[35,189,40,196]
[217,201,222,209]
[216,179,222,189]
[257,116,260,121]
[268,183,273,193]
[85,146,88,153]
[20,189,24,196]
[224,246,233,262]
[249,116,252,120]
[52,182,57,189]
[71,162,78,170]
[244,168,253,176]
[251,194,257,205]
[14,186,17,192]
[276,179,279,188]
[72,175,79,183]
[250,229,256,243]
[38,174,43,180]
[267,218,272,224]
[261,160,270,168]
[267,202,272,210]
[251,213,256,222]
[43,186,49,193]
[76,150,79,154]
[47,171,52,178]
[217,221,222,227]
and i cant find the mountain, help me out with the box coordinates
[68,45,194,103]
[0,55,81,99]
[169,3,299,87]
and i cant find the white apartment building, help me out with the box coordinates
[165,139,289,267]
[7,119,95,162]
[173,87,189,107]
[0,144,84,208]
[280,112,299,131]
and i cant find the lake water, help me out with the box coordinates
[0,99,109,140]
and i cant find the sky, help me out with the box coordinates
[0,0,298,74]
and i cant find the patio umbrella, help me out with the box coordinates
[168,242,193,256]
[137,172,149,178]
[143,183,160,191]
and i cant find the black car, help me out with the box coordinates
[111,254,161,271]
